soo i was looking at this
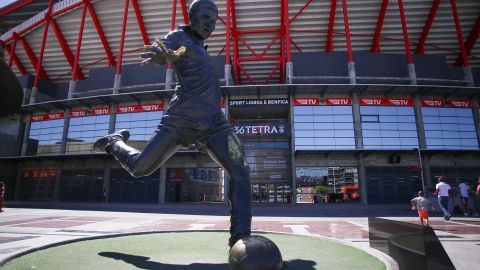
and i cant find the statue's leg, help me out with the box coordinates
[203,129,252,247]
[110,127,182,177]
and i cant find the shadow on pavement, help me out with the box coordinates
[368,217,455,270]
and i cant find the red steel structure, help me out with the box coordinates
[0,0,479,87]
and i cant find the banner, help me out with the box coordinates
[325,98,352,106]
[421,99,444,107]
[69,109,89,118]
[233,121,290,136]
[229,99,289,107]
[23,170,57,178]
[31,112,65,122]
[293,98,320,106]
[92,107,111,115]
[116,103,164,114]
[360,98,413,106]
[446,100,471,108]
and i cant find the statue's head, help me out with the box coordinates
[188,0,218,41]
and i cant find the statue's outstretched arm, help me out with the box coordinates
[140,38,186,65]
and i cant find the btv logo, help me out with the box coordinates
[362,99,381,105]
[71,110,87,117]
[94,108,110,115]
[423,100,443,107]
[142,104,161,111]
[328,98,350,105]
[32,115,45,121]
[295,98,319,105]
[119,106,136,113]
[450,101,470,108]
[389,99,409,106]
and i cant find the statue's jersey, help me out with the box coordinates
[159,26,228,138]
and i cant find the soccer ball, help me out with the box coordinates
[228,235,283,270]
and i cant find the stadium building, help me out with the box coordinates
[0,0,479,205]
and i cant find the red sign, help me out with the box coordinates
[70,109,89,118]
[360,98,413,106]
[447,100,471,108]
[31,112,65,122]
[325,98,352,106]
[92,107,111,115]
[116,103,164,114]
[221,99,225,108]
[23,170,57,178]
[421,99,444,107]
[167,168,185,182]
[293,98,320,106]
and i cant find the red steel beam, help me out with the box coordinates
[282,0,292,62]
[231,0,241,84]
[1,41,28,75]
[19,37,48,79]
[168,0,177,70]
[326,0,337,52]
[116,0,130,75]
[8,35,18,68]
[180,0,188,25]
[450,0,469,67]
[415,0,441,54]
[72,4,88,81]
[51,19,85,80]
[280,2,285,84]
[226,0,231,65]
[397,0,413,64]
[0,0,36,16]
[290,0,314,25]
[34,0,54,88]
[131,0,149,45]
[455,16,480,66]
[341,0,353,62]
[87,2,116,66]
[370,0,388,53]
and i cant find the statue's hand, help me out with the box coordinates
[140,38,186,65]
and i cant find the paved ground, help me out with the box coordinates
[0,202,479,269]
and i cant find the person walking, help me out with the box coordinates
[435,176,451,221]
[411,191,436,227]
[475,177,480,216]
[0,182,5,212]
[458,180,471,216]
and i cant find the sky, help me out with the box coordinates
[0,0,19,9]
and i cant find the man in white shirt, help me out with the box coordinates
[435,176,451,221]
[458,180,471,216]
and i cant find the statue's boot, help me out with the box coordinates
[93,129,130,153]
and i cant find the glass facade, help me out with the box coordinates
[115,110,163,149]
[66,114,110,154]
[423,107,478,149]
[167,167,224,202]
[60,169,104,201]
[361,106,418,149]
[296,167,359,203]
[294,106,355,150]
[27,118,64,155]
[366,166,422,203]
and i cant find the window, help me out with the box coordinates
[360,106,418,149]
[423,107,478,149]
[115,111,163,150]
[28,119,64,155]
[66,115,110,154]
[294,106,355,150]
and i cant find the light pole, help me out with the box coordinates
[414,148,426,193]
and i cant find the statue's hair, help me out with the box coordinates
[189,0,217,16]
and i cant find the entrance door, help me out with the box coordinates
[110,169,159,203]
[166,182,182,202]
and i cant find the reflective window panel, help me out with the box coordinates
[28,119,64,155]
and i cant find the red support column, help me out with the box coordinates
[87,2,116,66]
[51,19,85,80]
[131,0,149,45]
[455,16,480,66]
[283,0,292,63]
[416,0,441,55]
[1,41,28,75]
[370,0,388,53]
[280,2,285,84]
[180,0,189,25]
[397,0,413,65]
[231,0,241,84]
[72,4,88,81]
[8,34,18,68]
[19,38,48,79]
[450,0,469,67]
[325,0,337,52]
[33,0,54,88]
[341,0,353,62]
[397,0,416,85]
[116,0,130,76]
[226,0,231,65]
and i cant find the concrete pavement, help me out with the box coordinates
[0,202,479,269]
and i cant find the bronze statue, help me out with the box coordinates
[94,0,251,247]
